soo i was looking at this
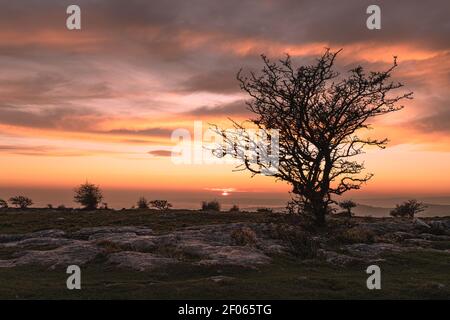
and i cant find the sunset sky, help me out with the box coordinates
[0,0,449,207]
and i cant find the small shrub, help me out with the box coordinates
[0,199,8,209]
[229,204,240,212]
[335,227,375,244]
[57,205,67,210]
[74,182,103,210]
[46,204,54,209]
[149,200,173,210]
[267,223,289,239]
[283,230,319,259]
[257,208,273,214]
[137,197,149,209]
[390,200,427,218]
[201,200,221,211]
[9,196,33,209]
[268,224,318,258]
[338,200,357,217]
[231,227,257,246]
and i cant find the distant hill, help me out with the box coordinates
[245,203,450,217]
[351,204,390,217]
[353,203,450,217]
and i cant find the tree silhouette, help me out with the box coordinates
[149,200,173,210]
[9,196,33,209]
[201,200,221,211]
[339,200,357,217]
[390,200,426,218]
[137,197,149,209]
[0,198,9,209]
[213,49,412,226]
[74,182,103,210]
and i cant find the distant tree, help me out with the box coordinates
[213,49,412,226]
[47,204,54,209]
[73,182,103,210]
[390,200,426,218]
[229,204,240,212]
[137,197,149,209]
[257,208,273,214]
[149,200,173,210]
[100,202,109,210]
[201,200,221,212]
[0,199,8,209]
[339,200,357,217]
[9,196,33,209]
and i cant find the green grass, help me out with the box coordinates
[0,251,449,299]
[0,209,270,235]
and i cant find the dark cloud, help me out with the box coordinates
[185,100,251,117]
[0,71,115,104]
[148,150,174,157]
[0,0,448,54]
[104,128,173,137]
[179,69,240,94]
[0,0,446,98]
[121,139,156,144]
[0,105,101,131]
[0,145,87,157]
[412,98,450,133]
[0,0,448,138]
[0,143,144,157]
[0,73,68,104]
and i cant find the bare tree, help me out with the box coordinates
[9,196,33,209]
[213,49,412,226]
[0,198,9,209]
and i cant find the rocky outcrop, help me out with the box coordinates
[0,224,276,270]
[0,242,101,269]
[107,251,176,271]
[73,226,153,239]
[342,243,408,258]
[318,250,364,266]
[197,246,271,267]
[0,218,448,271]
[0,229,66,243]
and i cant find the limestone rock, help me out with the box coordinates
[343,243,407,258]
[107,251,176,271]
[0,242,101,269]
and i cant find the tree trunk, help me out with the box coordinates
[309,197,327,227]
[292,187,328,227]
[315,209,326,226]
